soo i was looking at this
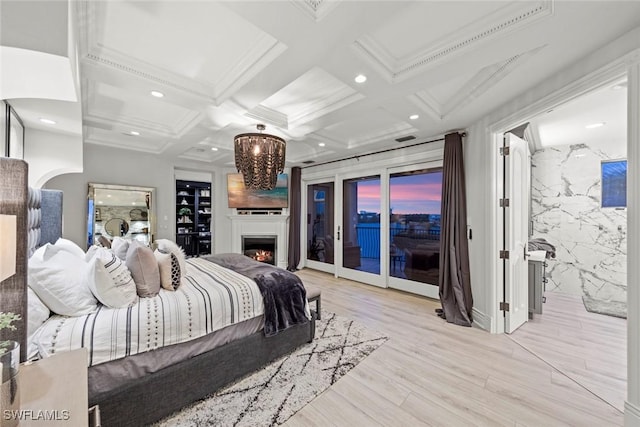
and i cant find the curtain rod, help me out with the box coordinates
[301,132,466,169]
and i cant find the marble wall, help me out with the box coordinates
[531,141,626,303]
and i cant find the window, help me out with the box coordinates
[602,160,627,208]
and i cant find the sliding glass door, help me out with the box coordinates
[388,166,443,298]
[337,174,384,286]
[303,161,442,298]
[305,181,335,273]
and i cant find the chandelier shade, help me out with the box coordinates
[234,124,286,190]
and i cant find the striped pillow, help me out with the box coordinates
[86,246,138,308]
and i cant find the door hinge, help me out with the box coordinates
[499,250,509,259]
[500,302,510,312]
[500,146,510,156]
[499,198,510,207]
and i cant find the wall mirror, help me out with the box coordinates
[87,183,155,249]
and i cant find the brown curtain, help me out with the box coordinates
[287,167,302,271]
[438,132,473,326]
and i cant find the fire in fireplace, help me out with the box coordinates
[242,235,277,265]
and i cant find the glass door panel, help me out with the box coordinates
[306,182,334,265]
[388,168,442,297]
[342,175,380,274]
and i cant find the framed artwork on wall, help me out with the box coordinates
[6,103,24,159]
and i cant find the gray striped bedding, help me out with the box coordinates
[30,258,265,367]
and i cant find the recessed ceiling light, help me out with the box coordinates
[409,114,419,120]
[211,147,218,151]
[354,74,367,83]
[318,142,326,147]
[130,131,140,136]
[39,118,56,125]
[150,90,164,98]
[585,122,605,129]
[107,194,112,198]
[98,201,103,204]
[132,202,136,205]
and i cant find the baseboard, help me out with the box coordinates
[626,401,640,427]
[472,307,491,331]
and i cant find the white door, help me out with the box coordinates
[504,133,531,333]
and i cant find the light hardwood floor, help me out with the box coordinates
[285,269,624,427]
[510,292,626,413]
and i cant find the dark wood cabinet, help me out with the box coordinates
[176,180,212,257]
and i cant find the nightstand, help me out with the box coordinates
[19,349,91,427]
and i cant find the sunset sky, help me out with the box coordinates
[357,172,442,214]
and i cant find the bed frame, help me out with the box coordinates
[2,159,316,426]
[93,317,315,426]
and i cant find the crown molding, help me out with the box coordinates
[441,45,547,118]
[347,122,416,149]
[288,91,365,129]
[409,45,546,120]
[353,1,553,83]
[289,0,342,22]
[78,0,286,105]
[244,105,289,129]
[84,129,171,154]
[82,76,203,139]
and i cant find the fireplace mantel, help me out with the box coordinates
[228,214,289,268]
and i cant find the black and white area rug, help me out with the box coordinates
[157,311,388,426]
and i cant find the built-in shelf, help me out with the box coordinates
[176,179,212,257]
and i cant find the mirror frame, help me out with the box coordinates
[87,183,156,249]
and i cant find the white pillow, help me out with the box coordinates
[86,246,138,308]
[154,249,181,291]
[54,237,86,259]
[111,237,130,260]
[27,287,50,359]
[29,244,97,316]
[155,239,187,277]
[27,287,50,338]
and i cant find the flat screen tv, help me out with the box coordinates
[227,173,289,209]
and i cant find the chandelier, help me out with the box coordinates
[234,124,286,190]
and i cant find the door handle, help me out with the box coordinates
[337,225,340,241]
[524,246,529,259]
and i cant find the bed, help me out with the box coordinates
[2,159,315,426]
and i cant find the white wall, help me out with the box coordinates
[532,140,627,303]
[24,128,82,188]
[43,144,215,249]
[464,26,640,333]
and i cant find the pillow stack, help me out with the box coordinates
[27,238,189,322]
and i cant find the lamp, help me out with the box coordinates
[234,124,286,190]
[0,214,17,282]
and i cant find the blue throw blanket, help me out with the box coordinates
[204,253,309,337]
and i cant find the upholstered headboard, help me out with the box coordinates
[26,187,63,257]
[0,158,28,361]
[0,158,63,361]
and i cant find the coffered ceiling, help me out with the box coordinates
[5,1,640,168]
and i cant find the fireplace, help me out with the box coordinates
[230,214,288,268]
[242,235,277,265]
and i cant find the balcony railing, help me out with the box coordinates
[354,224,440,259]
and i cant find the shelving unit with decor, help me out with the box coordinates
[176,180,212,257]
